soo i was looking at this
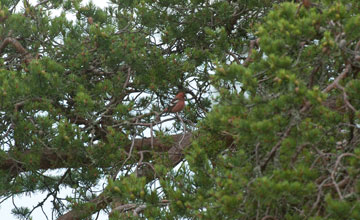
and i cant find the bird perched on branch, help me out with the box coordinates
[163,92,186,113]
[303,0,311,8]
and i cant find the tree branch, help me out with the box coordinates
[1,133,193,176]
[243,38,259,67]
[0,37,33,63]
[56,133,192,220]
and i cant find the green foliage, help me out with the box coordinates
[175,1,360,219]
[11,206,31,220]
[2,0,360,219]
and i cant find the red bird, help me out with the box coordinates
[164,92,185,113]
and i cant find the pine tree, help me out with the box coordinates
[1,0,360,219]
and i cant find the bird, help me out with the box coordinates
[163,92,186,113]
[87,17,93,25]
[303,0,311,8]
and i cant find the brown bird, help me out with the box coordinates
[303,0,311,9]
[87,17,93,25]
[164,92,185,113]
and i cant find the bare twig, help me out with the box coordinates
[355,40,360,52]
[310,177,330,215]
[34,0,50,7]
[261,216,278,220]
[291,143,310,166]
[255,142,260,166]
[323,176,350,188]
[227,50,241,64]
[113,134,137,180]
[0,123,14,139]
[243,38,259,67]
[331,153,357,200]
[301,64,352,113]
[150,123,154,149]
[111,200,169,216]
[115,23,131,35]
[123,67,132,90]
[127,117,176,127]
[14,98,46,112]
[335,83,357,112]
[291,42,306,68]
[112,204,137,212]
[322,64,351,93]
[177,113,186,149]
[0,195,12,205]
[308,64,321,89]
[260,124,294,172]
